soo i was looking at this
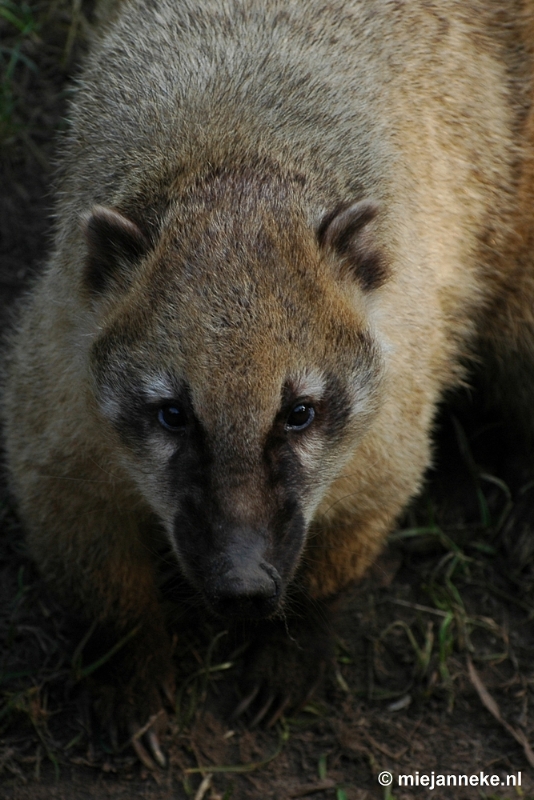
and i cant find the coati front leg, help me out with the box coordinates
[16,465,174,768]
[231,590,338,726]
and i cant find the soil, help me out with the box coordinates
[1,5,533,799]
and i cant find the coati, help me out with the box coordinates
[3,0,534,768]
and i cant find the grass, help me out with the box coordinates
[380,524,517,713]
[372,420,530,708]
[0,0,40,143]
[0,0,93,158]
[324,413,534,794]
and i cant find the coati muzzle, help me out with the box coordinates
[200,542,282,621]
[193,531,283,620]
[173,499,304,621]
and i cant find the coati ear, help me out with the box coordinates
[317,200,388,291]
[82,206,148,295]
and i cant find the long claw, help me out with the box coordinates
[128,719,164,770]
[109,721,119,752]
[146,729,166,768]
[130,731,158,771]
[294,663,325,715]
[266,695,290,728]
[232,685,260,720]
[153,707,168,736]
[162,680,176,708]
[250,693,275,728]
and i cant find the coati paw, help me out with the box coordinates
[232,606,334,727]
[233,667,323,728]
[85,671,175,770]
[77,623,176,770]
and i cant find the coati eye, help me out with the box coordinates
[158,404,186,431]
[286,403,315,431]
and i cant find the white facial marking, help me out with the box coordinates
[291,368,325,399]
[349,373,374,416]
[293,433,323,472]
[142,374,176,402]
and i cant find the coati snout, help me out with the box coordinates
[171,470,305,621]
[199,543,283,620]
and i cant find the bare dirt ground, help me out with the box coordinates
[1,3,533,799]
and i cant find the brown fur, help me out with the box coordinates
[3,0,534,728]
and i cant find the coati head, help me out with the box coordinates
[84,168,386,621]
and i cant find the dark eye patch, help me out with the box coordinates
[279,371,356,444]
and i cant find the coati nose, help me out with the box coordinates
[207,562,281,620]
